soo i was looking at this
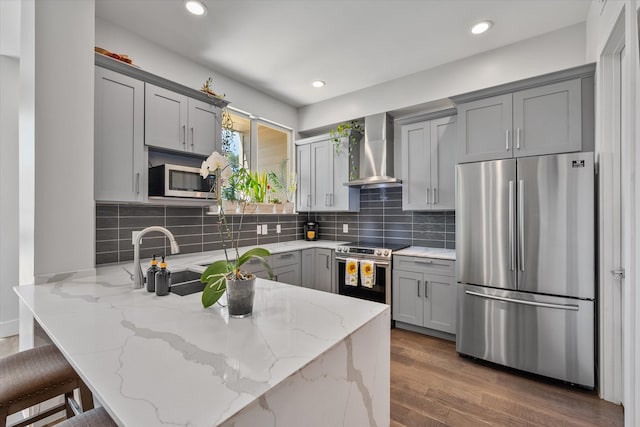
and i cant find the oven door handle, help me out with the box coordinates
[335,257,390,267]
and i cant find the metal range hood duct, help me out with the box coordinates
[345,113,401,189]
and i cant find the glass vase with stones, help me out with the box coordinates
[226,275,256,318]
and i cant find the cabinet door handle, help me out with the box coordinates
[330,193,334,206]
[417,280,421,297]
[414,260,433,265]
[505,129,510,151]
[326,255,329,269]
[426,188,431,204]
[433,188,437,205]
[191,127,194,148]
[280,253,295,259]
[516,128,521,150]
[325,194,329,206]
[424,281,428,297]
[182,125,186,147]
[135,173,140,194]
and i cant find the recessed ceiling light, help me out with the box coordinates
[471,20,493,35]
[185,0,207,16]
[312,80,326,88]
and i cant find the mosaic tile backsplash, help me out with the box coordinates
[96,187,454,265]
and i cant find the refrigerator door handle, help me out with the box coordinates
[465,291,580,311]
[509,180,515,271]
[518,179,525,272]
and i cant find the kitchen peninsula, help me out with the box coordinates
[14,251,390,426]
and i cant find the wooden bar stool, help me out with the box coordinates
[55,407,117,427]
[0,344,94,427]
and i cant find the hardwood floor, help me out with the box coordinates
[391,328,623,427]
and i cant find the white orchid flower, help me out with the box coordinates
[200,151,230,178]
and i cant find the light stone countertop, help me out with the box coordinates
[14,239,390,426]
[394,246,456,260]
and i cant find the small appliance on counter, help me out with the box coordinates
[304,221,318,241]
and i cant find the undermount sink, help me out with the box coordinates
[170,270,205,296]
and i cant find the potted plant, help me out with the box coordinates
[268,159,297,213]
[199,151,273,317]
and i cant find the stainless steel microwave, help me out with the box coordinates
[148,164,216,199]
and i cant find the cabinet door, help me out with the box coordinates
[513,79,581,157]
[314,248,333,293]
[423,273,457,333]
[94,67,145,202]
[331,137,360,211]
[430,116,457,210]
[458,94,513,163]
[300,248,315,288]
[392,270,424,326]
[311,140,333,211]
[296,144,311,212]
[188,99,220,156]
[401,121,431,210]
[273,264,301,286]
[145,84,188,152]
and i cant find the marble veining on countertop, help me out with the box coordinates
[14,238,387,426]
[394,246,456,260]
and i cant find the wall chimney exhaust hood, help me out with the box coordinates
[345,113,401,189]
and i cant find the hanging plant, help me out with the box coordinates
[329,121,363,180]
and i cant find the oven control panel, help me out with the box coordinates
[335,246,392,259]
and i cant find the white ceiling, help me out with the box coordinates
[96,1,590,107]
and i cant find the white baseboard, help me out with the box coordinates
[0,318,18,337]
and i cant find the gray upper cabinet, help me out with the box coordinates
[145,83,220,156]
[94,67,145,202]
[512,79,581,157]
[295,135,359,212]
[188,99,221,156]
[457,94,513,163]
[457,78,582,163]
[145,84,188,152]
[401,116,456,210]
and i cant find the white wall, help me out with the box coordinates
[17,0,95,285]
[298,23,587,132]
[95,18,298,130]
[0,55,20,337]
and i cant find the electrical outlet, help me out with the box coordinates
[262,224,268,235]
[276,224,281,234]
[257,225,261,235]
[343,224,349,233]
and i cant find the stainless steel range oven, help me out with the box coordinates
[335,241,409,305]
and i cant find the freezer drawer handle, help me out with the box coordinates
[465,290,579,311]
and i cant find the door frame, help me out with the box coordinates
[597,10,625,405]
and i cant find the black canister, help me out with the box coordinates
[304,221,318,241]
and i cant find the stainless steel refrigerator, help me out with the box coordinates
[456,152,595,388]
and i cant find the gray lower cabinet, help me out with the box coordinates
[300,248,333,293]
[457,78,582,163]
[145,83,221,156]
[245,251,301,286]
[94,66,145,202]
[392,256,456,334]
[401,116,457,210]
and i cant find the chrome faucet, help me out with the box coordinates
[132,226,180,289]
